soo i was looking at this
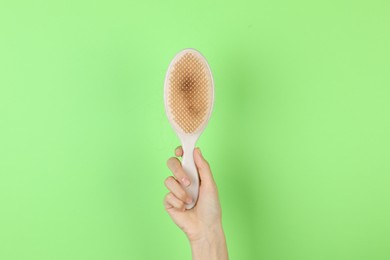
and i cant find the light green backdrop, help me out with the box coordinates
[1,0,389,259]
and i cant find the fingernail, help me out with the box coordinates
[186,197,193,204]
[182,177,190,187]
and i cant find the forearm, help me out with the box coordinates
[190,224,228,260]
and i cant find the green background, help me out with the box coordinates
[1,0,389,259]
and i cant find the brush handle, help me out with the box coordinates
[180,135,199,209]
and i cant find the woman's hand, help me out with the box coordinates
[163,147,228,260]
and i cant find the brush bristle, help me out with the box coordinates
[167,51,212,134]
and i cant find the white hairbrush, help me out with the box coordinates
[164,49,214,209]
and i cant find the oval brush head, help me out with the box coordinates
[164,48,214,209]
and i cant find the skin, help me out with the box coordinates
[164,146,229,260]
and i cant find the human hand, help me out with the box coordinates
[163,147,228,260]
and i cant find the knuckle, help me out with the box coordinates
[163,193,173,209]
[164,176,174,187]
[167,158,178,171]
[203,159,210,167]
[163,193,170,204]
[170,161,184,177]
[166,192,174,202]
[200,159,210,170]
[165,193,184,209]
[203,159,209,165]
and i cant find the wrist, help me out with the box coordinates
[189,223,228,260]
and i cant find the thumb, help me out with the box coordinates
[194,148,214,184]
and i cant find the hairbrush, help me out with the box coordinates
[164,48,214,209]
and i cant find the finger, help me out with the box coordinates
[174,146,183,157]
[164,176,193,204]
[194,148,215,184]
[163,192,185,211]
[166,157,191,187]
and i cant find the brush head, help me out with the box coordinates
[164,49,214,135]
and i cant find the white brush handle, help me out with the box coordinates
[180,135,199,209]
